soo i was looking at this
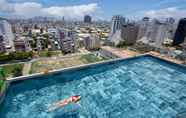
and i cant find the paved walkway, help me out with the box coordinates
[102,46,184,65]
[148,51,184,64]
[22,62,32,76]
[78,48,91,54]
[102,46,139,58]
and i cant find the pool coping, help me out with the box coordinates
[6,54,186,84]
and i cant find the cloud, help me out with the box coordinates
[14,2,43,17]
[0,0,99,19]
[42,3,98,19]
[144,7,186,19]
[0,0,14,12]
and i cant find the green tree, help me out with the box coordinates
[0,68,6,92]
[0,54,12,62]
[0,68,5,80]
[12,65,22,77]
[39,51,52,57]
[116,41,128,48]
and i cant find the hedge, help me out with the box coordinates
[0,52,33,62]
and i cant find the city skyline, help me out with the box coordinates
[1,0,186,20]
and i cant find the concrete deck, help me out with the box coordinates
[147,51,184,64]
[102,46,184,65]
[101,46,139,58]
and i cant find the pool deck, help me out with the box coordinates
[102,46,184,64]
[101,46,139,58]
[147,51,184,64]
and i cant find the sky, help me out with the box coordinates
[1,0,186,20]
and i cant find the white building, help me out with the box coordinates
[48,28,60,50]
[109,15,126,45]
[137,17,150,40]
[77,33,90,48]
[0,19,15,52]
[137,18,175,48]
[48,28,58,37]
[149,20,168,47]
[110,15,125,35]
[109,30,122,46]
[84,34,100,50]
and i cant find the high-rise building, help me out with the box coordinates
[109,30,123,46]
[0,19,15,52]
[149,20,168,47]
[84,15,92,24]
[164,17,176,43]
[108,15,126,45]
[0,35,5,53]
[84,34,100,50]
[121,23,139,45]
[109,22,139,46]
[137,17,150,40]
[173,18,186,45]
[137,19,173,48]
[110,15,125,35]
[58,29,76,53]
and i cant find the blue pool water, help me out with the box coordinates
[1,55,186,118]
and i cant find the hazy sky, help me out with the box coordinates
[1,0,186,20]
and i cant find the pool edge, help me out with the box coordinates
[7,54,186,83]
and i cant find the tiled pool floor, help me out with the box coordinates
[0,56,186,118]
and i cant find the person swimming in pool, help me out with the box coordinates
[48,95,81,112]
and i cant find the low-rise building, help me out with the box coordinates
[58,29,76,53]
[36,36,46,51]
[48,28,61,50]
[14,37,32,52]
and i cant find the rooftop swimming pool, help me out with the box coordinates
[0,55,186,118]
